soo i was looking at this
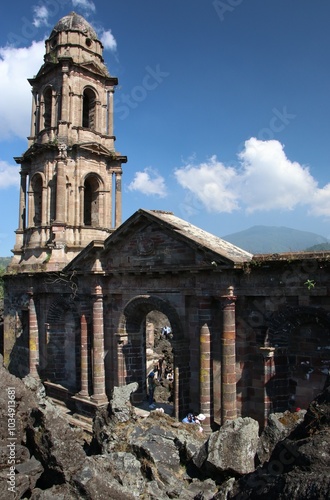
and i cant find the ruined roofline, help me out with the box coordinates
[252,250,330,262]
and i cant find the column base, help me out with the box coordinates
[90,394,108,405]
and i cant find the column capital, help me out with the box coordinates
[260,346,276,359]
[221,285,236,300]
[92,284,103,297]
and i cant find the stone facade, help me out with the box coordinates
[3,13,330,430]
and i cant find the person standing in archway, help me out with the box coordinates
[148,371,157,409]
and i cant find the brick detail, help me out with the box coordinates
[79,314,89,397]
[221,288,237,424]
[200,323,212,432]
[91,285,107,404]
[28,292,39,378]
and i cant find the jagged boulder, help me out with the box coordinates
[257,410,306,465]
[0,355,44,499]
[72,455,144,499]
[194,417,259,477]
[227,386,330,499]
[110,382,139,423]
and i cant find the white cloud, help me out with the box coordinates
[0,161,20,189]
[174,138,330,217]
[175,155,239,213]
[100,30,117,51]
[72,0,96,12]
[0,41,45,140]
[237,138,317,213]
[128,168,167,198]
[32,6,50,28]
[309,184,330,217]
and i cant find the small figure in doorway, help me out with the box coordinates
[157,356,165,380]
[148,371,157,409]
[161,325,172,339]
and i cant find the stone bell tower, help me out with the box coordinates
[10,12,127,271]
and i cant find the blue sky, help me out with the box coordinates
[1,0,330,256]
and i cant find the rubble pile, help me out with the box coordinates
[0,355,329,499]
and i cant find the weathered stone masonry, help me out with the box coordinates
[2,12,330,430]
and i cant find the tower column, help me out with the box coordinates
[79,314,89,397]
[55,160,65,222]
[91,285,107,404]
[107,173,113,228]
[60,67,70,123]
[18,171,27,231]
[79,185,84,226]
[27,186,33,228]
[115,171,122,228]
[29,90,37,143]
[55,144,67,223]
[107,89,114,136]
[28,289,39,378]
[96,100,101,131]
[221,286,237,424]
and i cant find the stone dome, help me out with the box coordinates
[50,11,98,40]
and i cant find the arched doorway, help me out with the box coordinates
[145,310,174,409]
[117,295,189,418]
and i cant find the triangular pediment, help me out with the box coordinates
[78,142,115,157]
[79,61,110,77]
[65,209,253,275]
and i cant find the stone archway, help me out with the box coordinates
[117,295,189,418]
[267,306,330,411]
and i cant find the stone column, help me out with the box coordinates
[107,89,114,136]
[79,314,89,397]
[106,172,113,228]
[221,286,237,424]
[35,104,40,135]
[260,347,276,427]
[55,157,66,223]
[79,185,84,226]
[18,172,27,231]
[91,285,108,404]
[200,323,212,432]
[61,70,69,123]
[174,366,180,420]
[28,290,39,378]
[114,172,122,228]
[27,186,33,227]
[51,89,56,128]
[29,90,37,141]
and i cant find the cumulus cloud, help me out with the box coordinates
[72,0,96,12]
[100,30,117,51]
[174,138,330,217]
[0,41,45,140]
[32,5,50,28]
[237,138,317,213]
[175,155,239,213]
[0,161,20,189]
[128,168,167,198]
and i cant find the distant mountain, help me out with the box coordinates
[221,226,329,254]
[305,242,330,252]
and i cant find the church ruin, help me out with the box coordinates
[3,12,330,432]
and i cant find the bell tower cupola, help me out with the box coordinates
[11,12,127,271]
